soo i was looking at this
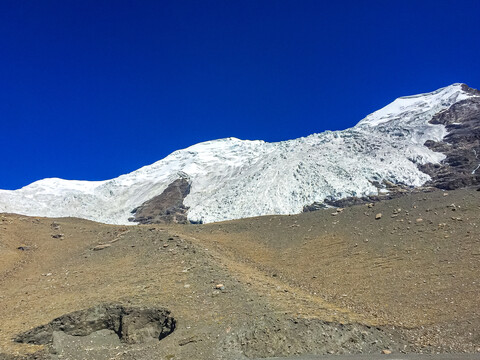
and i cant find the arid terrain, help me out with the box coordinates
[1,188,479,359]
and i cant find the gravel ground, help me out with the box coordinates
[1,188,479,359]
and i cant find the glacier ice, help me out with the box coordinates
[0,83,477,224]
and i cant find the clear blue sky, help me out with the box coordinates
[1,0,479,189]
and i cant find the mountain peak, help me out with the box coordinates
[356,83,473,128]
[1,84,479,224]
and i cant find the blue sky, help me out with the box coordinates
[1,0,479,189]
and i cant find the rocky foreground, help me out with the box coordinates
[1,187,479,359]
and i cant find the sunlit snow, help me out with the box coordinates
[0,83,477,224]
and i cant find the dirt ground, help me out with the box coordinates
[0,188,479,359]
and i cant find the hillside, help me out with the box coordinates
[1,187,479,359]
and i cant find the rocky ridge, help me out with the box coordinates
[129,177,191,224]
[419,85,480,189]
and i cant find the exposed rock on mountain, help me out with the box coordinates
[419,86,480,190]
[129,177,191,224]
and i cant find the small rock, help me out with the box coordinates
[375,213,382,220]
[163,243,169,248]
[179,336,199,346]
[416,218,423,223]
[367,203,374,208]
[382,349,392,355]
[336,208,344,213]
[215,284,225,290]
[93,244,111,251]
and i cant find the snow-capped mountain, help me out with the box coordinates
[1,83,479,225]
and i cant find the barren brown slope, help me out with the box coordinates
[178,187,480,351]
[0,216,405,360]
[0,216,276,359]
[0,188,479,359]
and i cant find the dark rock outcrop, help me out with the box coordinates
[302,202,328,212]
[419,90,480,190]
[319,183,435,209]
[130,177,191,224]
[14,304,176,346]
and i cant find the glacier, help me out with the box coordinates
[0,83,477,225]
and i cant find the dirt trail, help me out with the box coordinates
[169,229,369,325]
